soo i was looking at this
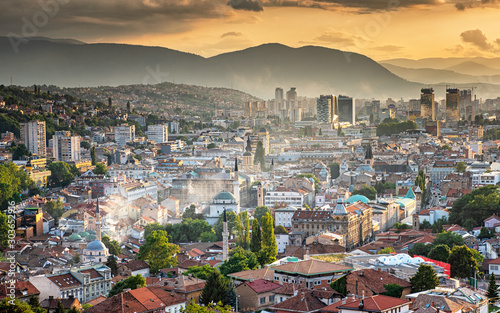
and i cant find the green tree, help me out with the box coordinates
[381,284,404,298]
[0,163,36,209]
[254,140,266,171]
[441,144,452,151]
[106,255,118,276]
[0,297,35,313]
[199,230,218,242]
[318,128,323,136]
[199,270,228,306]
[207,143,217,149]
[9,143,32,160]
[47,161,74,187]
[138,230,179,274]
[328,163,340,179]
[428,244,451,262]
[72,253,80,264]
[432,232,464,248]
[259,212,278,265]
[182,205,205,220]
[478,227,494,239]
[219,247,259,276]
[28,296,40,310]
[80,141,91,150]
[44,200,64,223]
[330,275,347,296]
[410,264,440,292]
[420,220,432,230]
[184,265,218,281]
[250,218,261,253]
[108,275,146,297]
[90,146,96,166]
[409,243,432,257]
[101,236,121,255]
[254,206,271,224]
[181,299,231,313]
[236,211,250,249]
[449,185,500,226]
[127,101,131,113]
[376,120,417,136]
[352,185,377,200]
[455,161,466,173]
[337,126,345,137]
[378,247,395,254]
[275,225,288,234]
[93,162,108,175]
[487,273,498,303]
[55,301,65,313]
[144,223,165,238]
[0,212,11,249]
[448,245,479,278]
[213,211,239,241]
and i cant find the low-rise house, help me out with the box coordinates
[40,296,81,313]
[0,281,40,302]
[322,295,411,313]
[236,279,286,312]
[163,275,206,303]
[344,269,412,298]
[269,291,328,313]
[117,260,150,277]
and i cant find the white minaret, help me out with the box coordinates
[222,208,229,261]
[233,158,240,212]
[96,198,101,242]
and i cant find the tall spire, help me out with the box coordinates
[96,198,101,242]
[222,208,229,261]
[234,157,238,173]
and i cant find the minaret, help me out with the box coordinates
[233,158,240,211]
[222,208,229,261]
[271,159,275,180]
[96,198,101,242]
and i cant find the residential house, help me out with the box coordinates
[0,281,40,302]
[117,260,150,277]
[235,279,286,312]
[40,296,81,313]
[344,269,412,298]
[268,291,328,313]
[163,275,206,303]
[322,295,411,313]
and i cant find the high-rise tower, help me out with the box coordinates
[20,121,46,157]
[420,88,435,121]
[446,88,460,123]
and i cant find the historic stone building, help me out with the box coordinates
[291,199,373,249]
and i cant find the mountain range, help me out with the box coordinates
[1,37,500,99]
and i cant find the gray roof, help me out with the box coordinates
[85,240,106,251]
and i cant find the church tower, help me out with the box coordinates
[364,145,373,166]
[222,208,229,261]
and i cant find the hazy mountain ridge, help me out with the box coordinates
[0,37,421,99]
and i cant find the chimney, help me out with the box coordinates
[432,302,435,308]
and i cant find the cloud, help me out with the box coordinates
[227,0,264,11]
[460,29,493,50]
[372,45,405,52]
[221,31,243,38]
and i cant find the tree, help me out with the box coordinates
[448,245,478,278]
[449,185,500,226]
[250,218,261,253]
[487,273,499,303]
[0,297,35,313]
[410,264,440,292]
[184,265,218,281]
[138,230,179,274]
[0,163,37,209]
[219,247,259,276]
[127,100,131,113]
[181,299,231,313]
[381,284,404,298]
[409,243,432,257]
[199,230,218,242]
[259,212,278,265]
[47,161,74,187]
[455,161,466,173]
[55,301,65,313]
[328,163,340,179]
[254,140,266,171]
[378,247,395,254]
[144,223,165,238]
[428,244,451,262]
[236,211,250,249]
[0,212,11,249]
[107,255,118,276]
[432,232,464,248]
[80,141,91,150]
[254,206,271,224]
[199,270,228,306]
[337,126,345,137]
[275,225,288,234]
[93,162,108,175]
[376,120,417,136]
[108,275,146,297]
[182,205,205,220]
[318,128,323,136]
[207,143,217,149]
[330,275,347,296]
[352,185,377,200]
[90,146,97,166]
[420,220,432,230]
[108,97,112,106]
[44,200,64,223]
[67,306,81,313]
[72,253,80,264]
[9,143,32,160]
[102,236,121,255]
[478,227,494,239]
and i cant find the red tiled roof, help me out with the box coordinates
[47,273,81,289]
[269,291,327,313]
[336,295,410,312]
[239,279,282,294]
[272,259,352,276]
[347,269,412,295]
[0,281,40,299]
[80,268,103,280]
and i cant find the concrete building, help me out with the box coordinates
[275,206,299,227]
[317,95,336,124]
[338,95,355,125]
[21,121,46,157]
[52,131,81,162]
[446,88,460,123]
[420,88,435,121]
[147,124,168,143]
[114,124,135,147]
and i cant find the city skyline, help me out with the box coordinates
[1,0,500,60]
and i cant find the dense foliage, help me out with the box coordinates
[449,185,500,227]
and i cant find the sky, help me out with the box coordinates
[1,0,500,60]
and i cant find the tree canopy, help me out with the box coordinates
[352,185,377,200]
[328,163,340,179]
[47,161,74,187]
[108,275,146,297]
[259,212,278,265]
[253,206,271,224]
[448,245,479,278]
[138,230,179,274]
[165,218,213,243]
[102,236,121,255]
[376,120,417,136]
[428,244,451,262]
[219,247,259,276]
[182,205,205,220]
[92,162,108,175]
[183,265,218,281]
[199,270,228,306]
[410,264,440,292]
[449,185,500,227]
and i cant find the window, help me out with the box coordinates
[314,280,321,285]
[260,297,266,304]
[269,295,275,302]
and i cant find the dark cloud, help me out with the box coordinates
[460,29,493,50]
[221,31,243,37]
[227,0,264,11]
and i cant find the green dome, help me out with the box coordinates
[214,191,236,201]
[88,230,96,235]
[346,195,370,204]
[68,233,82,242]
[78,232,90,237]
[86,234,96,241]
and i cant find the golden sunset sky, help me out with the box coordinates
[1,0,499,60]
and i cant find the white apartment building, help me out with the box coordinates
[21,121,46,156]
[274,206,299,227]
[116,181,158,202]
[147,124,168,143]
[265,189,304,207]
[114,125,135,147]
[276,234,290,253]
[472,171,500,188]
[52,131,81,161]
